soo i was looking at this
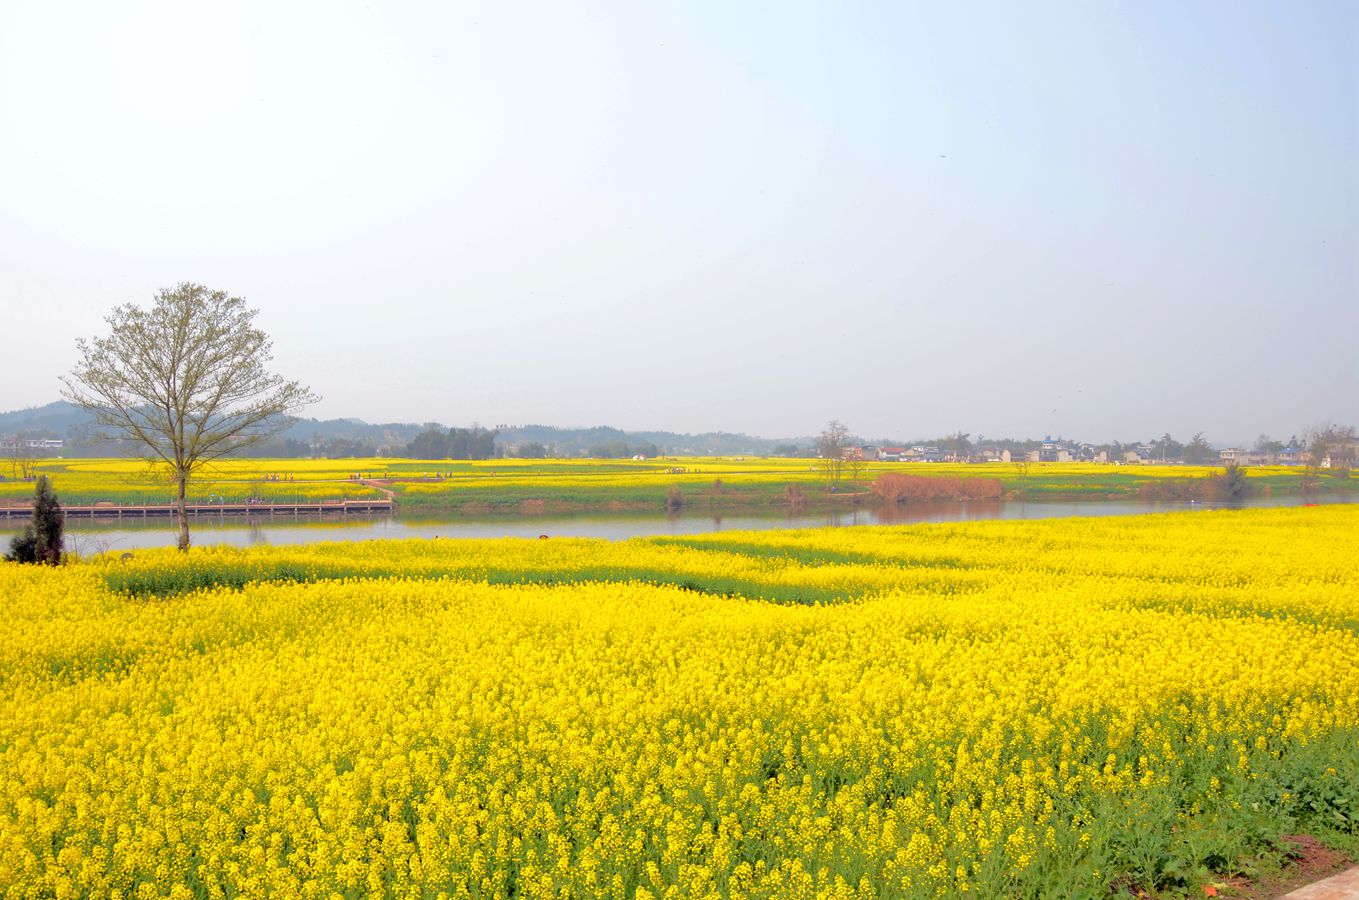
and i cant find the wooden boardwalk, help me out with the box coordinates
[0,500,395,520]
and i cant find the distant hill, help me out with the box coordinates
[0,401,807,457]
[0,401,430,454]
[0,401,90,435]
[491,424,801,456]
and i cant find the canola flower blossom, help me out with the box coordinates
[0,506,1357,897]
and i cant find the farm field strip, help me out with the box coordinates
[2,458,1349,510]
[1,506,1358,897]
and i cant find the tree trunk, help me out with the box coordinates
[176,473,190,552]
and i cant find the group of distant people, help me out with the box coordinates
[204,494,264,505]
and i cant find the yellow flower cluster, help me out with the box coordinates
[1,506,1357,898]
[0,460,382,505]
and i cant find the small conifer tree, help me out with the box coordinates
[6,475,64,564]
[1218,463,1251,501]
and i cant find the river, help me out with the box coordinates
[1,494,1349,552]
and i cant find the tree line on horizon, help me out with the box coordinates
[6,421,1355,466]
[783,428,1355,466]
[403,426,498,461]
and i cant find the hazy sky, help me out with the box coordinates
[1,1,1354,443]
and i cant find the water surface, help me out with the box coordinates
[2,495,1348,552]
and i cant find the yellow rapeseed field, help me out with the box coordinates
[4,457,1338,510]
[1,506,1357,897]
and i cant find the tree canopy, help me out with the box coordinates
[63,283,317,550]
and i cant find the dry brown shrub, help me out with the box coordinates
[871,473,1002,503]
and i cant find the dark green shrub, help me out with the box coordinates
[6,475,64,564]
[1215,464,1252,501]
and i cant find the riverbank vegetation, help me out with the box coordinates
[1,506,1356,896]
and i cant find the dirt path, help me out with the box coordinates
[1222,835,1355,898]
[359,479,397,502]
[1281,865,1359,898]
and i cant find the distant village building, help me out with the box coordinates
[1028,439,1073,463]
[0,437,62,451]
[877,447,906,462]
[1070,443,1104,463]
[1322,441,1359,469]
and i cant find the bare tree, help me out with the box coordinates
[3,437,36,480]
[846,449,869,484]
[63,283,318,551]
[946,431,973,462]
[1308,423,1357,478]
[64,529,120,561]
[817,420,850,486]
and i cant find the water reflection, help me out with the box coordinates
[2,495,1349,551]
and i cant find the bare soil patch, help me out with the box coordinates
[1220,835,1353,899]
